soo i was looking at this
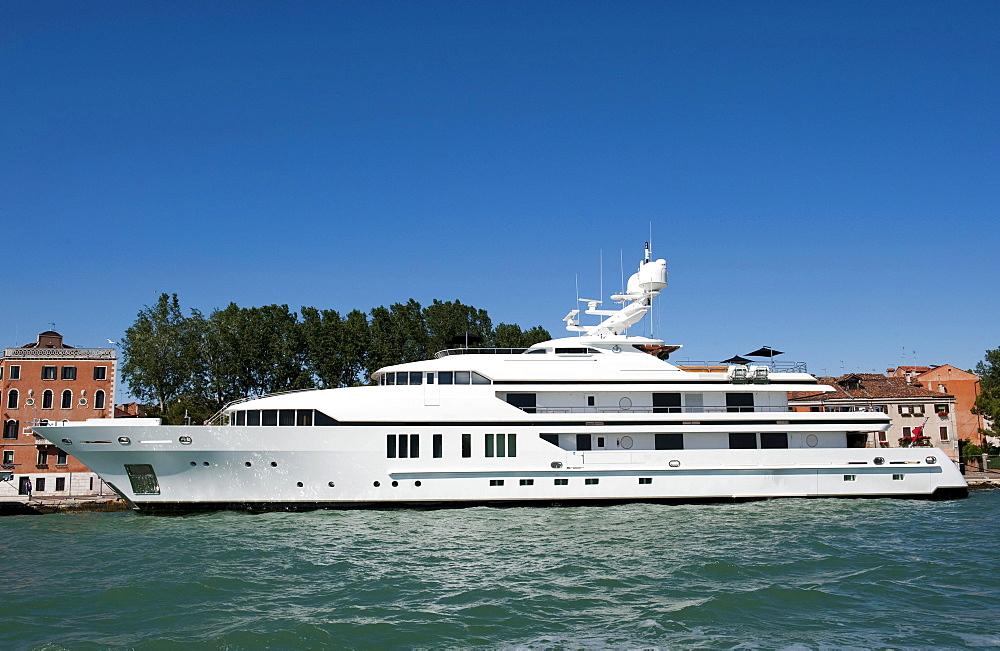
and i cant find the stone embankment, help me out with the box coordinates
[965,471,1000,491]
[0,495,130,516]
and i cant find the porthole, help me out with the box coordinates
[296,481,303,487]
[203,461,210,467]
[669,460,681,468]
[925,456,937,465]
[270,462,278,467]
[245,462,252,467]
[118,437,131,445]
[61,438,72,445]
[391,481,399,487]
[328,481,335,487]
[806,434,819,448]
[373,481,380,487]
[179,436,192,445]
[874,457,885,465]
[190,461,196,466]
[620,436,633,449]
[414,480,421,487]
[551,461,563,468]
[612,345,621,353]
[619,397,632,409]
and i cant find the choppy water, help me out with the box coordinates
[3,491,999,649]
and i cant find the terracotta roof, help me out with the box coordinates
[789,374,954,402]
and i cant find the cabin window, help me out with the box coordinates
[490,479,504,486]
[314,411,337,426]
[519,479,533,486]
[506,393,536,413]
[655,433,684,450]
[247,411,261,426]
[554,478,568,485]
[235,411,246,426]
[653,393,682,413]
[279,410,295,426]
[262,410,278,426]
[585,478,599,485]
[461,433,471,458]
[576,434,592,451]
[587,395,595,407]
[398,434,409,458]
[387,435,396,458]
[472,372,491,385]
[760,433,788,449]
[726,393,754,413]
[433,434,442,458]
[454,371,471,385]
[297,410,313,426]
[639,477,652,484]
[540,433,559,447]
[893,474,904,480]
[843,475,856,482]
[439,372,453,384]
[485,433,494,458]
[426,373,435,384]
[729,433,757,449]
[409,372,423,385]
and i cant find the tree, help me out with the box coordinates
[972,347,1000,441]
[492,323,551,348]
[425,299,492,353]
[300,307,370,388]
[120,293,199,412]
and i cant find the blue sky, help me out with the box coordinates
[3,1,998,384]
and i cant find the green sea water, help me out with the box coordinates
[3,491,998,649]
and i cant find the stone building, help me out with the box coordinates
[789,373,959,460]
[1,331,116,499]
[888,365,985,446]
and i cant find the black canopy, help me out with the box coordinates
[721,355,753,364]
[746,346,784,359]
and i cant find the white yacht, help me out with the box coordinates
[32,245,968,511]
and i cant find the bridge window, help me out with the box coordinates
[729,433,757,449]
[653,393,682,413]
[726,393,754,413]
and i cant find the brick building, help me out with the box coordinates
[1,331,116,499]
[789,373,959,460]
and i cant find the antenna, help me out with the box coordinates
[619,249,625,297]
[599,250,603,307]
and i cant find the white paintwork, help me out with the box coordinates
[32,247,967,510]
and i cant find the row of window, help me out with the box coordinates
[0,450,68,465]
[386,433,519,459]
[506,392,755,413]
[540,432,790,451]
[489,477,648,486]
[878,426,949,442]
[0,366,108,381]
[229,409,337,426]
[378,371,492,386]
[4,389,106,410]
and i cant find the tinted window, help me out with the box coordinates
[760,432,788,449]
[485,433,494,458]
[433,434,442,458]
[729,432,757,449]
[387,435,396,458]
[279,410,295,426]
[296,410,313,426]
[236,411,246,426]
[246,411,261,426]
[576,434,592,451]
[409,372,423,385]
[471,372,491,384]
[262,410,278,426]
[506,393,536,413]
[540,433,559,446]
[314,411,337,426]
[653,393,682,413]
[455,371,471,385]
[462,433,471,457]
[439,372,453,385]
[655,433,684,450]
[726,393,755,412]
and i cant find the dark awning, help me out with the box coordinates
[746,346,784,358]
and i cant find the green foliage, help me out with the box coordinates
[972,347,1000,439]
[120,294,553,416]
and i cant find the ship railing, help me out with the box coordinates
[434,347,529,359]
[674,360,808,373]
[525,405,792,414]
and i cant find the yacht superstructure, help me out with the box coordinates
[32,245,967,511]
